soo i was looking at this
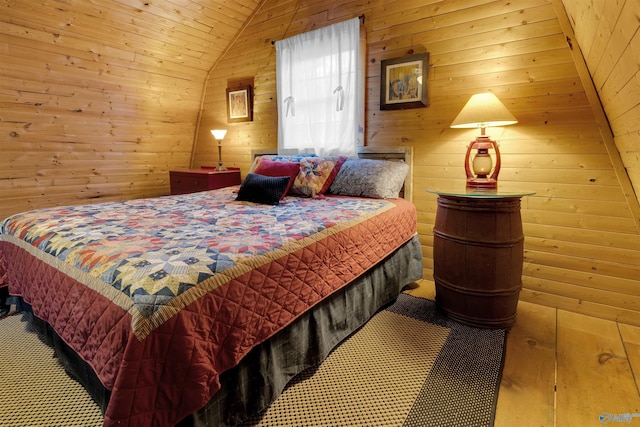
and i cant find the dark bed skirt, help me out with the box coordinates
[16,234,423,427]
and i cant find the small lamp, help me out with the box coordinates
[450,93,517,189]
[210,129,228,171]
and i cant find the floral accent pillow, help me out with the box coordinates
[291,156,347,198]
[328,158,409,199]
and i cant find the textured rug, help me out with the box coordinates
[241,293,508,427]
[0,294,507,427]
[0,313,104,427]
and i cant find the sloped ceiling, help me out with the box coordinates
[4,0,261,72]
[561,0,640,206]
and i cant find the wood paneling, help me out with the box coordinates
[0,0,258,217]
[1,0,638,324]
[193,0,640,324]
[562,0,640,209]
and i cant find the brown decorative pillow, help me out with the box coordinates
[291,156,347,197]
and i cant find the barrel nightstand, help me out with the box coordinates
[427,189,535,329]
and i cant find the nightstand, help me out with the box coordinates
[427,188,535,329]
[169,167,241,195]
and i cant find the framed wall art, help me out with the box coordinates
[380,53,429,110]
[226,85,253,123]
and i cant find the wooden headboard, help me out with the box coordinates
[250,146,413,201]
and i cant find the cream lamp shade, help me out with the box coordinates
[210,129,228,170]
[210,129,227,141]
[450,93,517,189]
[450,93,517,130]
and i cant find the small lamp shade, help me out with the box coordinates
[450,93,517,189]
[210,129,228,170]
[211,129,227,141]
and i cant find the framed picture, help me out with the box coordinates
[380,53,429,110]
[226,85,253,123]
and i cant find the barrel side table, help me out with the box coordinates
[427,189,534,329]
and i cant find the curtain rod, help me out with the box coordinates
[271,14,365,45]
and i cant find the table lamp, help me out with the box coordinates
[210,129,228,171]
[450,93,517,189]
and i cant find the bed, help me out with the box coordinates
[0,146,422,427]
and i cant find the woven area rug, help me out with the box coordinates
[0,313,103,427]
[241,293,508,427]
[0,294,507,427]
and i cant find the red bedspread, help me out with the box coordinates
[0,189,417,426]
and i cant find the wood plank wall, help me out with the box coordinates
[193,0,640,325]
[561,0,640,205]
[0,0,258,218]
[1,0,638,325]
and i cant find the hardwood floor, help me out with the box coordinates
[405,280,640,427]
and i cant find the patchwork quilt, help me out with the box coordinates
[0,187,418,426]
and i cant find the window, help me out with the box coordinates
[275,17,364,157]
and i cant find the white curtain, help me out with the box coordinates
[276,17,363,157]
